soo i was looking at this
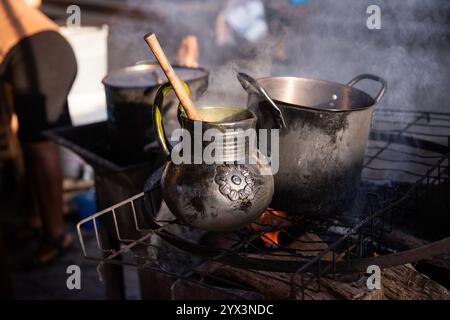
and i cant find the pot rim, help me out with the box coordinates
[102,64,209,89]
[256,76,377,113]
[180,106,257,127]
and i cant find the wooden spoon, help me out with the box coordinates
[144,32,203,121]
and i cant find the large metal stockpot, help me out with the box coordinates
[102,63,208,155]
[239,74,387,216]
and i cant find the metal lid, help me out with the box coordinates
[102,64,208,88]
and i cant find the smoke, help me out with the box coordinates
[107,0,450,115]
[102,0,449,184]
[267,0,450,115]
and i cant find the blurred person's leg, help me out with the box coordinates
[16,167,41,240]
[2,31,77,264]
[26,142,72,261]
[23,140,73,262]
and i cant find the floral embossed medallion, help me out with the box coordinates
[214,164,256,201]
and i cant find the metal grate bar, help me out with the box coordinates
[76,109,450,299]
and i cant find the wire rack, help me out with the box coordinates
[77,108,450,299]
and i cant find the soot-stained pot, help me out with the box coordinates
[102,63,208,155]
[153,84,274,231]
[238,73,387,217]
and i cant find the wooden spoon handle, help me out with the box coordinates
[144,32,202,121]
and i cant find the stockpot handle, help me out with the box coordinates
[347,74,387,104]
[237,72,286,129]
[153,82,191,156]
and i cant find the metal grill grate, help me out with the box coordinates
[77,108,450,299]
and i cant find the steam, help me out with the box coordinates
[107,0,450,115]
[103,0,449,183]
[277,0,450,115]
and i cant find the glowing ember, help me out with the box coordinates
[249,208,289,246]
[261,230,281,246]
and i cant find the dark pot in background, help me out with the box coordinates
[102,63,208,156]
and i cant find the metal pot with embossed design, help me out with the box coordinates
[153,83,274,231]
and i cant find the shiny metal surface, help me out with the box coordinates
[102,64,208,88]
[237,72,286,128]
[102,63,209,154]
[243,74,387,216]
[254,75,383,112]
[154,87,274,231]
